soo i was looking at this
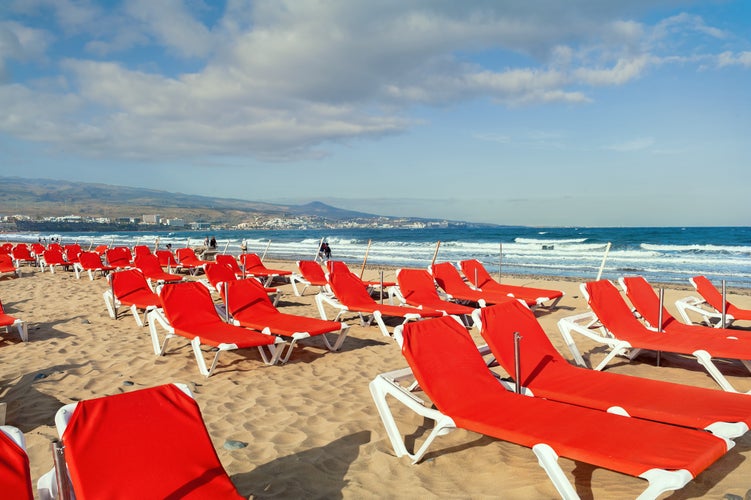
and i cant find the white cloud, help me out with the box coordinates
[0,1,745,162]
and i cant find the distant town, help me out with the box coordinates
[1,213,468,233]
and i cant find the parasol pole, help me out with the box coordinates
[315,237,325,262]
[499,243,502,283]
[359,239,372,279]
[721,280,727,327]
[430,241,441,266]
[222,240,230,255]
[513,332,522,394]
[595,242,612,281]
[261,239,271,261]
[656,287,665,366]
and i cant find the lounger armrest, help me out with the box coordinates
[369,372,456,463]
[315,292,346,320]
[557,312,630,370]
[674,296,731,328]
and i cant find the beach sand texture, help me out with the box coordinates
[2,260,751,499]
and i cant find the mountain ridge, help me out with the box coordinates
[0,176,424,226]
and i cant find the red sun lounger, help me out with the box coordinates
[676,275,751,328]
[224,278,350,361]
[290,260,329,296]
[0,299,28,342]
[393,268,477,326]
[239,253,292,286]
[134,253,183,286]
[478,299,751,440]
[429,262,526,306]
[36,384,243,499]
[370,315,732,499]
[175,248,210,275]
[103,269,160,327]
[558,280,751,394]
[317,268,442,337]
[619,276,751,339]
[148,282,283,377]
[459,258,563,309]
[73,251,116,280]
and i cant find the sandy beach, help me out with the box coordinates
[2,257,751,499]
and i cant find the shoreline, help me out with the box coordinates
[2,257,751,498]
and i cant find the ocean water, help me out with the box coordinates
[6,226,751,288]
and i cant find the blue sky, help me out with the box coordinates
[1,1,749,226]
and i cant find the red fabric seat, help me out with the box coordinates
[459,259,563,307]
[693,275,751,322]
[11,245,35,266]
[396,268,476,317]
[0,255,18,277]
[329,269,441,319]
[400,316,728,488]
[75,251,116,279]
[480,299,751,438]
[0,428,33,500]
[111,269,160,311]
[297,260,328,287]
[587,280,751,357]
[430,262,522,306]
[134,254,183,284]
[58,384,243,499]
[105,246,133,269]
[160,282,276,350]
[621,276,751,338]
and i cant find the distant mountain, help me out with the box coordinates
[0,176,382,224]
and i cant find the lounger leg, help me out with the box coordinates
[373,311,391,337]
[531,444,579,500]
[147,310,173,355]
[14,320,28,342]
[103,290,118,320]
[693,350,751,394]
[130,304,145,327]
[190,337,217,377]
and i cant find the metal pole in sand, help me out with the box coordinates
[315,237,325,262]
[360,239,372,279]
[261,239,271,261]
[656,287,664,367]
[499,243,503,283]
[52,439,71,500]
[721,280,727,327]
[513,332,522,394]
[224,283,230,323]
[380,270,385,304]
[595,242,612,281]
[431,241,441,266]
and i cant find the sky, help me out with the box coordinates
[1,1,750,227]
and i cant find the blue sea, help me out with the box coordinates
[5,226,751,288]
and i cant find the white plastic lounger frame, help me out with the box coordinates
[369,327,705,500]
[232,320,350,363]
[315,292,422,337]
[102,289,155,328]
[1,317,28,342]
[675,278,737,328]
[557,284,751,394]
[147,309,284,377]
